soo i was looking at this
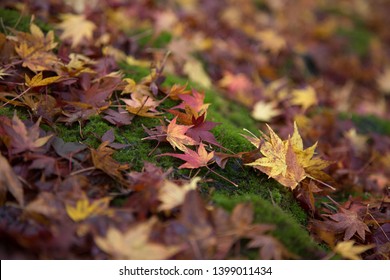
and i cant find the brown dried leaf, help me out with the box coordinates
[0,153,24,206]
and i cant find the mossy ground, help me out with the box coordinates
[2,8,390,259]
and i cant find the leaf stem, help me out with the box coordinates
[307,175,336,190]
[206,166,238,187]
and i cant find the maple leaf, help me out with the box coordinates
[57,14,96,48]
[245,124,308,189]
[167,83,191,100]
[165,117,197,151]
[185,115,222,147]
[0,67,11,80]
[25,72,61,88]
[290,86,318,111]
[173,89,210,115]
[289,122,331,181]
[334,241,375,260]
[158,177,200,212]
[326,207,370,241]
[95,217,179,259]
[294,180,322,214]
[256,30,286,54]
[2,113,53,154]
[13,23,58,71]
[344,128,368,155]
[65,196,111,222]
[183,58,212,88]
[246,125,287,178]
[121,92,162,118]
[251,100,281,122]
[102,108,133,127]
[0,153,24,206]
[218,71,252,94]
[91,142,130,183]
[161,142,214,169]
[57,53,96,76]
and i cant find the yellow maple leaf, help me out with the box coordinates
[291,86,317,111]
[246,124,288,178]
[65,196,111,222]
[57,14,96,48]
[334,241,375,260]
[251,100,281,122]
[25,72,61,88]
[290,122,331,181]
[245,123,330,189]
[257,30,286,54]
[158,177,200,212]
[13,23,58,71]
[94,217,179,259]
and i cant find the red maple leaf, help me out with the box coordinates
[160,142,214,169]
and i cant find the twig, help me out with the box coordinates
[206,166,238,187]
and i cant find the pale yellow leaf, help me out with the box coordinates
[58,14,96,48]
[334,241,375,260]
[257,30,286,54]
[158,177,200,211]
[291,86,317,111]
[251,100,281,122]
[183,58,211,88]
[95,217,179,259]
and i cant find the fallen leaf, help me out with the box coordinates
[25,72,61,88]
[158,177,200,212]
[161,142,214,169]
[326,207,370,241]
[334,240,375,260]
[0,153,24,206]
[2,113,53,154]
[344,128,368,155]
[183,58,211,88]
[165,117,197,151]
[57,14,96,48]
[251,100,281,122]
[91,142,130,183]
[95,217,179,259]
[290,86,317,111]
[66,196,111,222]
[121,92,162,118]
[257,30,286,54]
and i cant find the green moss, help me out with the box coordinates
[212,192,324,259]
[336,27,373,57]
[0,8,52,33]
[340,113,390,136]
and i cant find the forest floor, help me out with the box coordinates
[0,0,389,260]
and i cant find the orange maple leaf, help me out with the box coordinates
[165,117,197,151]
[161,142,214,169]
